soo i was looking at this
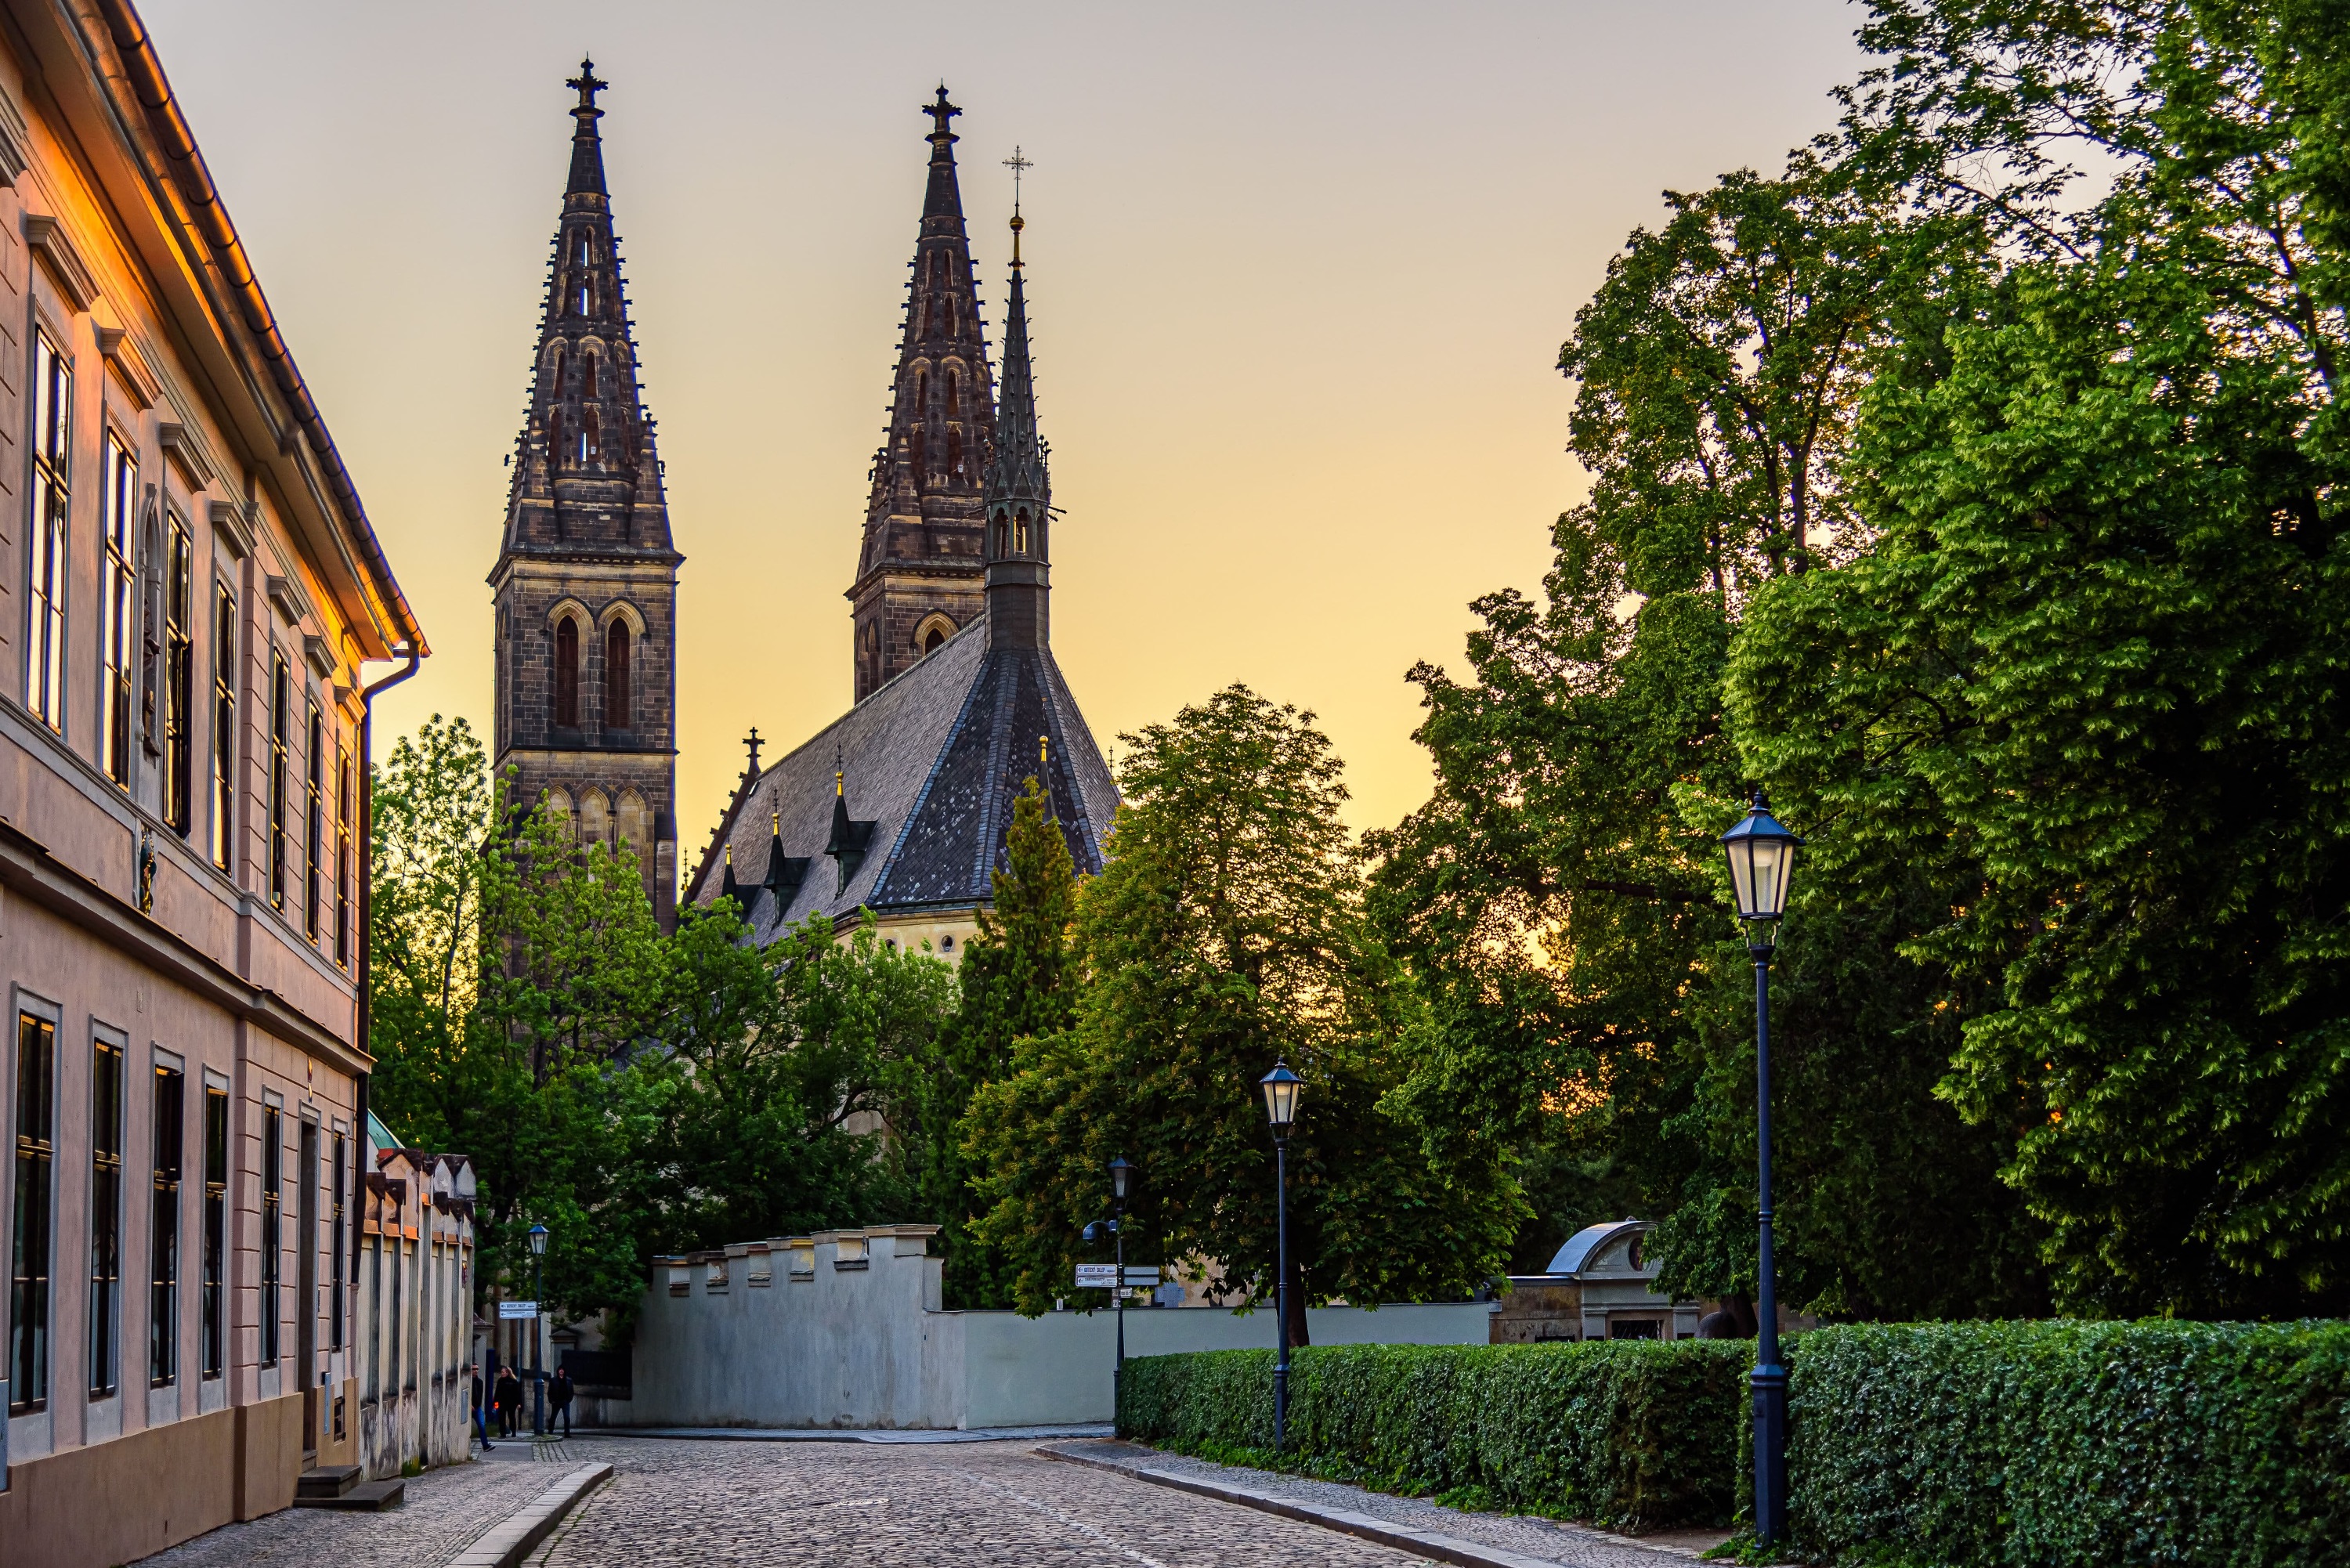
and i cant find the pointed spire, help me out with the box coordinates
[922,85,964,219]
[565,57,609,197]
[498,63,676,563]
[986,182,1052,651]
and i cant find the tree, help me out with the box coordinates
[916,779,1079,1307]
[967,686,1521,1338]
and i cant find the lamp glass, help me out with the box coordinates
[527,1223,549,1259]
[1719,797,1800,922]
[1260,1062,1303,1129]
[1108,1156,1135,1203]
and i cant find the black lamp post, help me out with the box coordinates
[1258,1060,1302,1453]
[1108,1157,1136,1418]
[1719,792,1801,1547]
[526,1223,549,1438]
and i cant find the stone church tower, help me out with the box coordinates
[491,61,680,927]
[848,88,997,700]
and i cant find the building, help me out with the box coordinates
[682,91,1116,957]
[352,1121,474,1484]
[1488,1220,1704,1343]
[490,62,681,929]
[0,2,427,1562]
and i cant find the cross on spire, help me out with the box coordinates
[924,84,960,142]
[1005,146,1033,265]
[568,56,607,115]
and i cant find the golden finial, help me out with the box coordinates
[723,842,732,866]
[1040,734,1050,768]
[772,810,781,835]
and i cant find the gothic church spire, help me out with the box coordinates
[985,169,1051,652]
[848,85,996,701]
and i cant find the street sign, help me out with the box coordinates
[498,1300,540,1319]
[1073,1266,1163,1288]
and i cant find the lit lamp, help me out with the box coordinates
[1258,1060,1303,1451]
[1718,792,1801,1548]
[526,1223,550,1437]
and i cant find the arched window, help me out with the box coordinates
[582,407,602,464]
[606,619,631,730]
[995,515,1009,557]
[924,626,945,655]
[548,345,566,391]
[1014,508,1031,554]
[916,370,927,409]
[947,430,963,475]
[911,428,926,473]
[555,616,580,727]
[577,280,592,316]
[582,353,598,399]
[945,371,959,415]
[548,409,563,464]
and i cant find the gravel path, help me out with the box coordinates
[1043,1441,1726,1567]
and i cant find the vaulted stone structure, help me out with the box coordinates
[491,61,681,928]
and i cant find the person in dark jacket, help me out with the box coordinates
[495,1364,523,1438]
[471,1364,494,1449]
[549,1365,575,1437]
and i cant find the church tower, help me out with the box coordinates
[985,177,1050,650]
[848,87,996,701]
[491,60,681,928]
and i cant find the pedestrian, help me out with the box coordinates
[496,1364,523,1438]
[549,1364,575,1438]
[471,1364,494,1450]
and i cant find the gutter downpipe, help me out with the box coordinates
[92,0,427,657]
[352,645,422,1337]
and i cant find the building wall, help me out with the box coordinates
[0,5,417,1561]
[620,1229,1492,1431]
[352,1147,473,1480]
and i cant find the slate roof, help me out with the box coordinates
[684,620,1118,941]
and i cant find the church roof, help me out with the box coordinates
[684,622,1118,938]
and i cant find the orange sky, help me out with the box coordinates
[140,0,1865,850]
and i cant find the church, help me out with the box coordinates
[491,71,1116,955]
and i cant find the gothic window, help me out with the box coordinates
[616,790,649,860]
[580,787,611,847]
[995,515,1009,558]
[581,407,602,464]
[555,616,580,728]
[577,280,592,316]
[916,370,927,409]
[543,787,574,835]
[606,619,631,730]
[947,430,963,475]
[911,428,926,474]
[925,627,945,656]
[1014,508,1032,554]
[548,409,563,464]
[548,345,566,391]
[945,371,959,415]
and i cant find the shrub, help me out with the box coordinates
[1119,1340,1748,1530]
[1786,1320,2350,1566]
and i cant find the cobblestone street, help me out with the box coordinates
[525,1439,1433,1566]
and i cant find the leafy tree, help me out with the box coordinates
[915,779,1080,1307]
[967,686,1521,1338]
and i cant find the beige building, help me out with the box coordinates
[0,2,425,1563]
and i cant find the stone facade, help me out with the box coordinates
[491,63,680,928]
[848,89,996,703]
[0,5,427,1563]
[354,1139,475,1480]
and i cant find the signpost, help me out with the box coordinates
[1072,1266,1159,1289]
[498,1300,540,1320]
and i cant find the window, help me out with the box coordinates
[260,1106,281,1364]
[554,616,580,728]
[925,627,945,656]
[101,435,138,786]
[212,587,237,870]
[26,333,70,728]
[269,655,290,909]
[150,1064,182,1387]
[580,406,600,464]
[164,517,194,835]
[577,281,591,316]
[1014,508,1032,555]
[910,428,926,474]
[582,352,598,399]
[947,429,963,475]
[89,1035,124,1397]
[330,1132,345,1352]
[10,1012,55,1413]
[306,703,324,940]
[201,1086,225,1378]
[995,515,1008,558]
[605,620,631,730]
[336,747,353,967]
[916,370,927,410]
[945,370,959,416]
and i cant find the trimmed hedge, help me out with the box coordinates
[1786,1320,2350,1567]
[1117,1340,1748,1530]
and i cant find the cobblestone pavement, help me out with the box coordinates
[134,1443,563,1566]
[526,1438,1437,1566]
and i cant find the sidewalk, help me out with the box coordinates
[571,1422,1113,1443]
[1039,1439,1732,1568]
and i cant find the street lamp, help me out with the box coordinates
[1090,1157,1138,1419]
[1719,791,1801,1547]
[1258,1060,1302,1453]
[526,1223,549,1438]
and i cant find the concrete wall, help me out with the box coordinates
[623,1229,1494,1430]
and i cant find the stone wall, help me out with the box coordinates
[619,1227,1494,1430]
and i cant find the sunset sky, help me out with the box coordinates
[140,0,1866,847]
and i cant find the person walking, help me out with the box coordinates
[471,1364,494,1450]
[495,1364,523,1439]
[549,1364,575,1438]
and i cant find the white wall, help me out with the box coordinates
[623,1230,1493,1430]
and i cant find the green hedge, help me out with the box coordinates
[1786,1320,2350,1567]
[1117,1340,1748,1530]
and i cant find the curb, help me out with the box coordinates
[445,1463,613,1568]
[1037,1443,1705,1567]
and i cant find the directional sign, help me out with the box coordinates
[1074,1266,1164,1288]
[498,1300,540,1320]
